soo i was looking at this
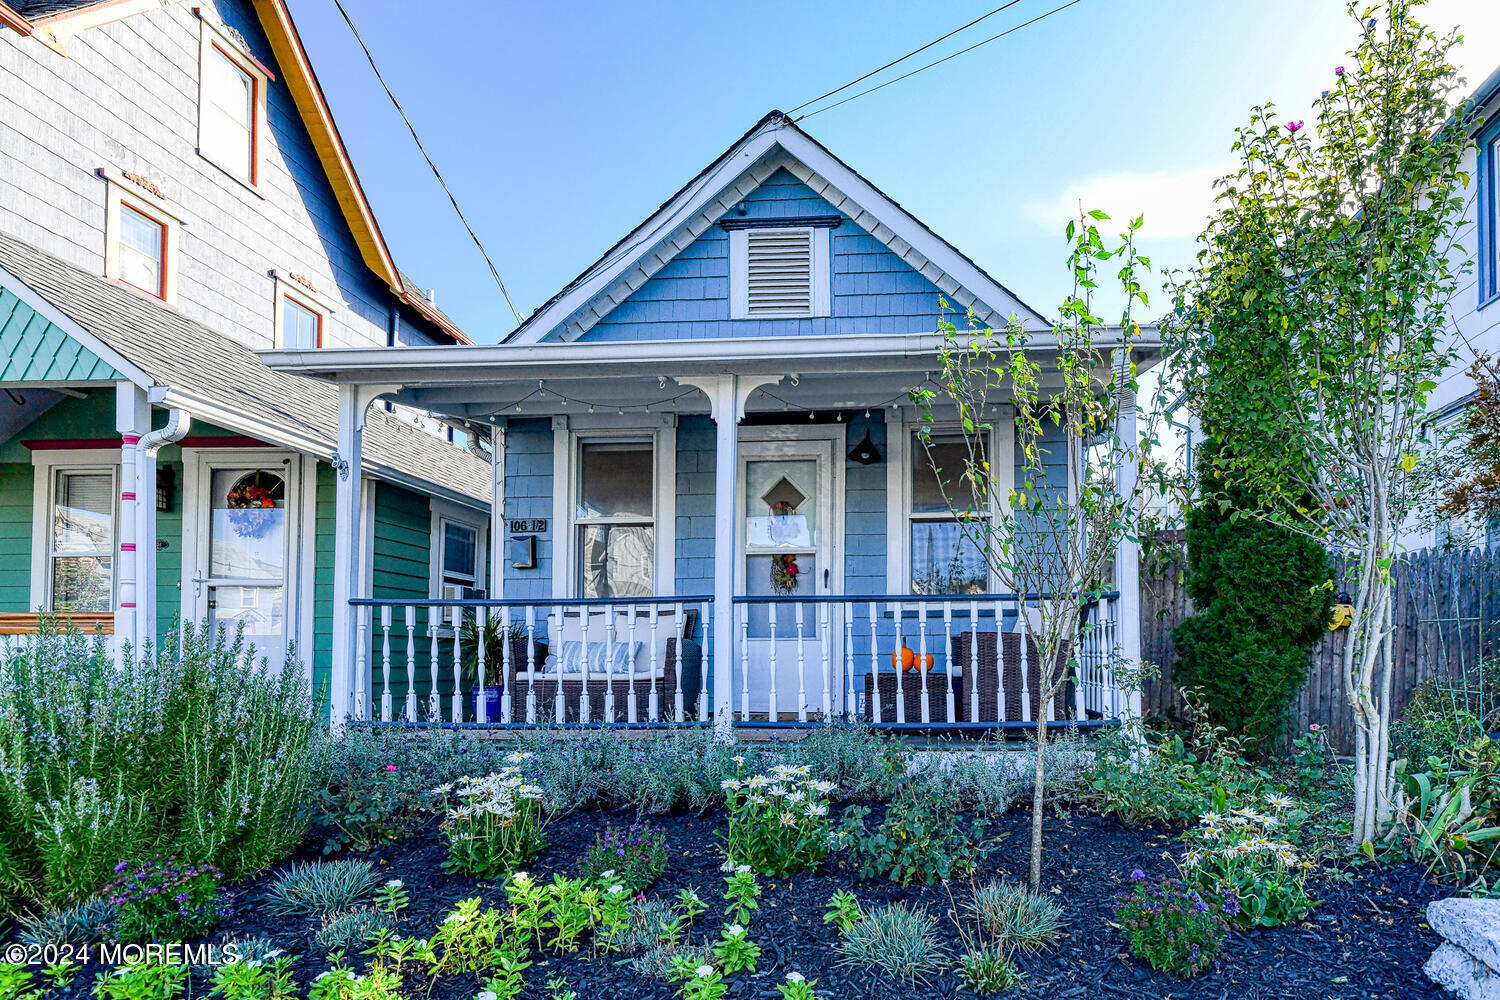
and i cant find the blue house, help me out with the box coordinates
[267,112,1153,733]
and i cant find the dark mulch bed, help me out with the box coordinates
[20,807,1449,1000]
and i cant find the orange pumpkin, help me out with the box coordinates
[890,647,934,672]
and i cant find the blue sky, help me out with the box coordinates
[288,0,1500,343]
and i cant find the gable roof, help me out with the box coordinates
[0,0,473,344]
[0,232,490,506]
[504,110,1048,345]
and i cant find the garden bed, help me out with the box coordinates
[31,806,1445,1000]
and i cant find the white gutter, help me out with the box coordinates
[118,408,190,654]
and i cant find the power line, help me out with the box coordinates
[795,0,1086,122]
[786,0,1028,116]
[328,0,524,325]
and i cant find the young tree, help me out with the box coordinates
[1170,0,1472,843]
[913,209,1165,889]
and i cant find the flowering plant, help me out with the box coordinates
[713,922,760,974]
[778,972,819,1000]
[578,823,669,894]
[1113,871,1232,976]
[314,762,429,855]
[431,765,546,878]
[719,763,835,875]
[1182,797,1315,927]
[207,950,298,999]
[672,962,728,1000]
[92,958,192,1000]
[721,866,761,926]
[373,878,408,915]
[102,857,232,943]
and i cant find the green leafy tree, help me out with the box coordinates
[1169,0,1473,843]
[914,208,1169,888]
[1172,443,1332,751]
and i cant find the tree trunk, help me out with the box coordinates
[1030,709,1048,889]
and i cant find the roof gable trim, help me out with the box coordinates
[0,263,154,387]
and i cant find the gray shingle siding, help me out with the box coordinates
[0,0,406,352]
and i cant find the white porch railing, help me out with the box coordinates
[346,592,1124,730]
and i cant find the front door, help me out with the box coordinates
[189,455,301,662]
[736,434,840,720]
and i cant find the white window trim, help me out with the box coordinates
[271,270,337,349]
[886,409,1012,595]
[195,10,270,194]
[550,414,677,600]
[430,497,489,600]
[729,225,831,320]
[100,168,185,305]
[29,449,119,612]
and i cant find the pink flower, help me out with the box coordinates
[1335,66,1345,76]
[1309,723,1321,732]
[1285,121,1303,134]
[385,764,398,771]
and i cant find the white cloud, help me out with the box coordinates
[1021,165,1228,241]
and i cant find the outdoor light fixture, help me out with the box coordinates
[848,429,882,465]
[156,465,175,512]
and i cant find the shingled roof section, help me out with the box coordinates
[5,1,100,17]
[0,231,490,505]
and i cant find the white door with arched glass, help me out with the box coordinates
[735,433,842,720]
[187,455,301,662]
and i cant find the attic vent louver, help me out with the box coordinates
[730,225,829,319]
[746,228,813,314]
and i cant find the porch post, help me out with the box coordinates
[1114,385,1144,727]
[331,384,368,728]
[711,376,738,735]
[489,422,506,597]
[115,383,149,659]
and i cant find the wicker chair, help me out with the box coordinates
[948,630,1074,723]
[504,636,702,723]
[863,668,964,724]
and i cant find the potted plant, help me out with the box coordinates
[458,613,548,721]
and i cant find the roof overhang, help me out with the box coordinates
[262,328,1162,422]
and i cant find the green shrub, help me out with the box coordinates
[578,823,669,894]
[1172,452,1331,752]
[1084,722,1269,827]
[721,763,835,876]
[264,861,378,918]
[779,723,908,799]
[965,881,1064,952]
[958,946,1024,995]
[839,774,987,884]
[16,898,113,947]
[1182,800,1315,927]
[1394,662,1500,766]
[102,858,231,944]
[1113,872,1232,977]
[314,907,394,953]
[0,622,317,908]
[836,903,949,983]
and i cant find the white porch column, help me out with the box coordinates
[711,376,738,735]
[114,383,149,658]
[331,383,394,727]
[1114,387,1144,726]
[489,422,506,596]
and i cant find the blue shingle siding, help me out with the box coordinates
[674,415,716,598]
[572,168,964,342]
[843,414,886,597]
[502,419,553,600]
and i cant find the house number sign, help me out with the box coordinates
[508,518,548,533]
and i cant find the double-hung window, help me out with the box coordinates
[47,468,116,612]
[438,519,479,600]
[908,432,991,595]
[116,204,166,298]
[197,14,269,189]
[280,295,321,348]
[101,168,182,303]
[574,441,655,599]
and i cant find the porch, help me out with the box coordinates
[262,332,1150,734]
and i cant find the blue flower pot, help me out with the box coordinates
[473,685,503,723]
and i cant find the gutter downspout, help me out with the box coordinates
[133,409,190,651]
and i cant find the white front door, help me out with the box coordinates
[187,453,302,662]
[736,432,842,720]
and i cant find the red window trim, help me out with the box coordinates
[209,39,260,187]
[281,292,324,348]
[117,201,168,300]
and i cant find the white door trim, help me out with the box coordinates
[180,447,305,667]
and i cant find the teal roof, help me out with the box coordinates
[0,287,122,382]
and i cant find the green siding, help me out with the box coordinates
[371,481,434,715]
[0,391,115,463]
[0,463,34,611]
[0,289,122,382]
[153,458,184,640]
[313,462,335,719]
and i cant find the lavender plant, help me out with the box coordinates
[1113,871,1234,977]
[578,823,669,893]
[101,857,232,944]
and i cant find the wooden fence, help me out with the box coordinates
[1140,545,1500,753]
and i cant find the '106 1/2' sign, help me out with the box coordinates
[508,519,547,533]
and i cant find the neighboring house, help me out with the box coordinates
[1415,61,1500,550]
[266,111,1151,733]
[0,0,492,708]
